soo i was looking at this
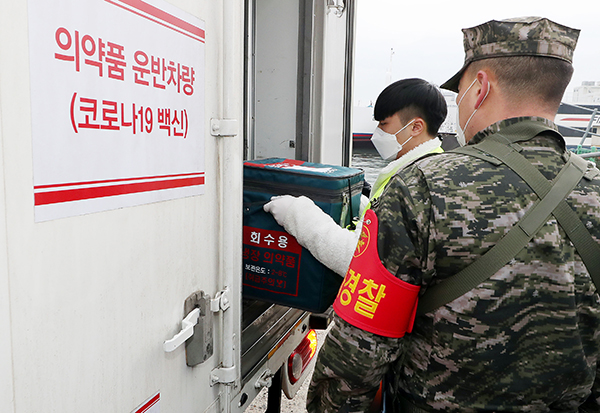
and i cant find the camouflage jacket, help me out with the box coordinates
[307,117,600,413]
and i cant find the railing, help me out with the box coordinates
[577,151,600,159]
[560,102,600,142]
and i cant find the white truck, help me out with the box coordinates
[0,0,356,412]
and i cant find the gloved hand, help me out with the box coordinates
[263,194,362,276]
[263,195,297,227]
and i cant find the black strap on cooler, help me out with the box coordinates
[417,121,600,316]
[346,178,357,230]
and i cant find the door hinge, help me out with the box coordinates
[211,365,237,386]
[210,118,238,137]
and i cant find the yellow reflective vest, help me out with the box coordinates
[361,138,444,216]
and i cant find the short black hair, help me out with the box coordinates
[373,78,448,136]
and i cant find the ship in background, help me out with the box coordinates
[353,81,600,151]
[556,81,600,150]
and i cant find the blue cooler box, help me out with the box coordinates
[243,158,364,313]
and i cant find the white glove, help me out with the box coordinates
[263,195,362,276]
[263,195,296,227]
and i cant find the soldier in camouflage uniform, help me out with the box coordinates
[307,17,600,412]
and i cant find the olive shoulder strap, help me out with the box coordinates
[417,123,600,315]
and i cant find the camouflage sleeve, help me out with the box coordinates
[376,166,432,286]
[307,316,402,413]
[306,169,429,413]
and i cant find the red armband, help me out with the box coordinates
[333,209,420,338]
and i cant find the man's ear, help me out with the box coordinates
[411,118,425,135]
[475,70,490,109]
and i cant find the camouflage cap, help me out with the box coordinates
[441,17,580,92]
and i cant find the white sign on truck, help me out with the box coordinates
[1,0,356,411]
[29,0,205,222]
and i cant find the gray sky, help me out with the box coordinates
[353,0,599,105]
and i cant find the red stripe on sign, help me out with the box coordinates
[135,393,160,413]
[34,172,203,190]
[105,0,205,43]
[560,117,591,122]
[35,176,204,206]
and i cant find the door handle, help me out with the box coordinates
[163,308,200,352]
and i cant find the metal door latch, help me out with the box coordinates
[254,369,274,389]
[211,287,230,312]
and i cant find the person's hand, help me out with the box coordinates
[263,195,296,226]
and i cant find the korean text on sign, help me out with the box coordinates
[243,226,302,296]
[71,93,188,137]
[55,27,196,96]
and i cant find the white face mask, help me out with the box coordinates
[455,78,490,146]
[371,119,415,161]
